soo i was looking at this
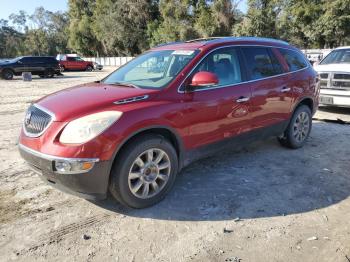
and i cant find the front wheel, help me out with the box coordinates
[109,135,178,208]
[2,69,14,80]
[86,65,93,72]
[278,105,312,149]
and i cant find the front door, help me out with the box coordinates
[181,47,252,150]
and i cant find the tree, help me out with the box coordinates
[318,0,350,48]
[93,0,159,56]
[68,0,101,56]
[233,0,281,38]
[148,0,199,46]
[0,19,25,57]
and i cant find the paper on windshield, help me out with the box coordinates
[172,50,195,56]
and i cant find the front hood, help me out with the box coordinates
[314,63,350,73]
[36,82,158,121]
[0,61,11,66]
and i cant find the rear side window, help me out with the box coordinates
[241,47,282,80]
[45,57,58,63]
[279,48,308,72]
[191,47,242,88]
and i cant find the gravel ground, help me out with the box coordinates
[0,69,349,262]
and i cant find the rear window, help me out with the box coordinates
[241,47,282,80]
[279,48,308,72]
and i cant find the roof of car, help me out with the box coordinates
[152,37,290,51]
[334,46,350,50]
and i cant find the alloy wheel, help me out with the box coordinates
[128,148,171,199]
[293,111,310,143]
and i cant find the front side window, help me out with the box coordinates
[241,47,279,80]
[320,49,350,65]
[279,48,308,71]
[188,47,242,89]
[103,50,199,89]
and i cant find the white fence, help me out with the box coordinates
[83,57,134,67]
[83,48,334,67]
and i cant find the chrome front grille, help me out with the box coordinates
[23,104,54,137]
[319,72,350,90]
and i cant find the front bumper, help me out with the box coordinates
[320,89,350,107]
[19,144,111,200]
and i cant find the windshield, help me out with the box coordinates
[3,57,22,63]
[320,49,350,65]
[103,49,199,89]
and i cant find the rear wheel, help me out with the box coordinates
[86,65,93,72]
[278,105,312,149]
[41,69,55,78]
[46,69,55,78]
[2,69,14,80]
[109,134,178,208]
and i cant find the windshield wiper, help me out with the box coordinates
[108,82,140,89]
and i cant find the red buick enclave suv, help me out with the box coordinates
[19,37,319,208]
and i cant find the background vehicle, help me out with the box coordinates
[57,54,94,71]
[93,62,103,70]
[19,37,319,208]
[314,46,350,107]
[0,56,60,80]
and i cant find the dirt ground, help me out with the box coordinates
[0,69,349,262]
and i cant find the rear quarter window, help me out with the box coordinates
[278,48,308,72]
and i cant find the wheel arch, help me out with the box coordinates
[293,96,314,115]
[107,125,185,179]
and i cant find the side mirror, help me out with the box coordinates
[17,60,23,64]
[189,71,219,89]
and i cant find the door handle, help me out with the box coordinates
[281,87,291,93]
[236,96,250,103]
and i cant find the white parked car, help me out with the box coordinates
[314,46,350,107]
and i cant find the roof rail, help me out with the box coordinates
[154,41,183,48]
[206,36,289,45]
[185,37,225,43]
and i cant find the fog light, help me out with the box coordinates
[54,160,96,174]
[55,160,72,172]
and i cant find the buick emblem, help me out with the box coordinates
[24,111,32,125]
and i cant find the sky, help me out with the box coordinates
[0,0,247,20]
[0,0,68,20]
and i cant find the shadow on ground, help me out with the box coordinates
[318,106,350,115]
[90,122,350,221]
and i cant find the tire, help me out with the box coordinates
[278,105,312,149]
[2,69,14,80]
[46,69,55,78]
[86,65,93,72]
[109,134,178,208]
[41,69,54,78]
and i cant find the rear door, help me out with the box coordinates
[240,46,293,130]
[181,46,252,149]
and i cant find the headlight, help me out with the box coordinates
[60,111,123,144]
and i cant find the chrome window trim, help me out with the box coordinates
[177,44,310,93]
[19,143,99,163]
[23,103,56,138]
